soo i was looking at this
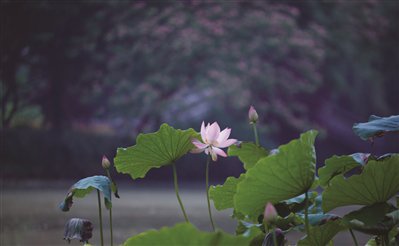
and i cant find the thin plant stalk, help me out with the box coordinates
[105,169,114,246]
[304,191,310,236]
[109,206,113,246]
[205,155,216,231]
[349,229,358,246]
[97,189,104,246]
[172,162,189,223]
[272,226,278,246]
[252,123,260,146]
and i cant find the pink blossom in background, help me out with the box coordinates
[191,121,237,161]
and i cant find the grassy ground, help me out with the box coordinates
[1,182,369,246]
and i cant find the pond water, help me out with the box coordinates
[1,182,368,245]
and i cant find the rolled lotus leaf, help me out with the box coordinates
[64,218,93,243]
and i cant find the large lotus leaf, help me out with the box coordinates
[318,153,370,187]
[234,130,318,220]
[209,174,245,211]
[228,142,269,170]
[322,155,399,212]
[343,203,398,235]
[297,220,346,246]
[114,124,198,179]
[353,115,399,141]
[123,223,250,246]
[60,176,112,211]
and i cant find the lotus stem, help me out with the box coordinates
[252,122,260,146]
[304,191,310,236]
[105,169,114,246]
[97,189,104,246]
[349,229,358,246]
[172,162,189,223]
[109,207,113,246]
[205,155,216,231]
[272,226,278,246]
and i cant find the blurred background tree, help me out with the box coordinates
[1,0,398,180]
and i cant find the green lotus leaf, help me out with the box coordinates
[60,175,112,211]
[343,203,398,235]
[308,195,323,214]
[209,174,245,211]
[318,153,370,187]
[275,192,318,217]
[365,238,378,246]
[114,123,198,179]
[234,130,318,220]
[353,115,399,141]
[273,213,303,231]
[297,220,346,246]
[306,213,340,226]
[322,154,399,212]
[123,223,251,246]
[228,142,269,170]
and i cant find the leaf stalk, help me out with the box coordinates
[172,162,189,223]
[205,155,216,231]
[97,189,104,246]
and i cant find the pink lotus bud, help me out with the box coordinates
[264,202,277,223]
[102,155,111,169]
[248,105,258,124]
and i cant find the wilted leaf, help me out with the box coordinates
[209,174,245,211]
[228,142,269,170]
[322,155,399,212]
[114,124,198,179]
[353,115,399,141]
[123,223,250,246]
[318,153,370,187]
[60,175,112,211]
[63,218,93,243]
[234,130,318,220]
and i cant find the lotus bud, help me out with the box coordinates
[264,202,277,224]
[248,105,258,124]
[102,155,111,169]
[63,218,93,243]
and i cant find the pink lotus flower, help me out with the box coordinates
[264,202,277,223]
[191,122,237,161]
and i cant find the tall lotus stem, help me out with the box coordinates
[349,229,359,246]
[252,123,260,146]
[172,162,189,223]
[304,191,310,236]
[97,189,104,246]
[205,155,216,231]
[105,169,114,246]
[272,226,278,246]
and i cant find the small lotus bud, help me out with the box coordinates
[248,105,258,124]
[102,155,111,169]
[264,202,277,224]
[64,218,93,243]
